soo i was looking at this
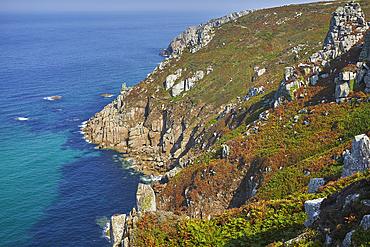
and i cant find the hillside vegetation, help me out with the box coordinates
[85,0,370,246]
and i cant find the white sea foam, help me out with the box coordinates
[16,117,29,121]
[102,221,110,240]
[79,120,88,129]
[78,120,93,143]
[140,174,163,183]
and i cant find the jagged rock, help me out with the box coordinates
[342,230,355,247]
[247,86,264,96]
[274,79,301,103]
[136,183,156,214]
[342,134,370,177]
[322,2,368,54]
[284,67,295,81]
[334,70,356,101]
[308,178,325,194]
[221,143,230,159]
[304,197,326,227]
[217,104,233,120]
[110,214,126,247]
[170,70,204,97]
[309,74,319,86]
[164,69,182,90]
[259,110,269,121]
[360,214,370,231]
[160,10,255,57]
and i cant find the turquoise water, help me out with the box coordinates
[0,11,226,246]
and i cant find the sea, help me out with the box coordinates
[0,10,227,246]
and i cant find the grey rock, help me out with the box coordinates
[222,143,230,159]
[304,197,326,227]
[309,74,319,86]
[325,234,332,245]
[136,183,156,214]
[284,66,295,81]
[259,110,270,121]
[170,70,204,97]
[110,214,126,247]
[273,97,283,108]
[164,69,182,90]
[217,104,233,120]
[335,81,351,99]
[256,68,266,76]
[342,134,370,177]
[308,178,325,194]
[360,214,370,231]
[342,230,355,247]
[247,86,264,96]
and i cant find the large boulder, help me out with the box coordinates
[304,197,326,227]
[110,214,126,247]
[307,178,325,194]
[136,183,156,214]
[170,70,204,97]
[342,134,370,177]
[360,214,370,231]
[164,69,182,91]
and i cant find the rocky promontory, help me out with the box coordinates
[159,10,256,57]
[85,1,370,245]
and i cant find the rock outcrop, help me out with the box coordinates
[342,134,370,178]
[273,1,368,107]
[334,69,356,102]
[307,178,325,194]
[136,183,156,214]
[170,70,205,97]
[159,10,255,57]
[304,197,326,227]
[110,214,126,247]
[164,69,182,90]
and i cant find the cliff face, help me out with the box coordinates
[83,83,204,175]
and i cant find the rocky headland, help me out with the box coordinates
[84,1,370,246]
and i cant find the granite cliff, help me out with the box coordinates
[84,1,370,246]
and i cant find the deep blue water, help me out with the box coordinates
[0,10,226,246]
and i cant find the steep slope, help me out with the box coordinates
[85,0,370,246]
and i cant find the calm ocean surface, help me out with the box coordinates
[0,10,226,246]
